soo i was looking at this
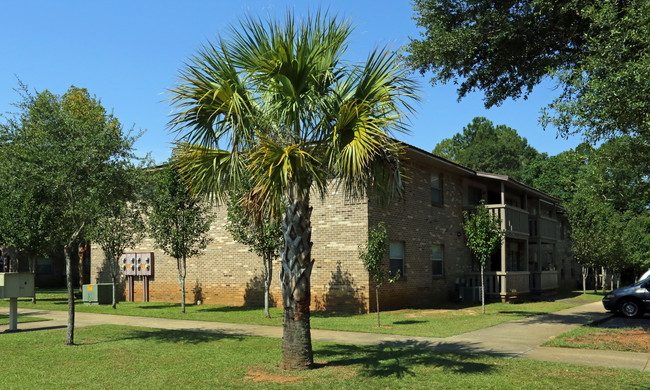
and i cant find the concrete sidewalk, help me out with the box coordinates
[2,301,649,372]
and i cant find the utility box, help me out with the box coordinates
[1,272,35,332]
[137,252,154,276]
[82,283,113,305]
[0,272,35,298]
[460,286,483,303]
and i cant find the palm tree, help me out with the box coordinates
[169,11,418,370]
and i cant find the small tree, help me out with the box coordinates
[226,182,282,318]
[463,200,505,314]
[359,222,398,327]
[90,200,145,309]
[148,164,212,313]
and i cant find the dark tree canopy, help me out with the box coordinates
[519,143,592,203]
[433,117,540,180]
[0,84,138,345]
[408,0,650,141]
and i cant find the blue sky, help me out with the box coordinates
[1,0,583,164]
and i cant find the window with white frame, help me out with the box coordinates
[431,172,443,206]
[431,244,443,276]
[389,241,404,278]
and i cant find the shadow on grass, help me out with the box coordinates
[392,320,427,325]
[316,340,495,378]
[135,304,180,310]
[96,327,246,345]
[197,306,264,313]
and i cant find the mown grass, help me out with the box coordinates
[0,325,647,389]
[543,325,650,353]
[1,290,602,338]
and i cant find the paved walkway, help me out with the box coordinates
[2,301,649,372]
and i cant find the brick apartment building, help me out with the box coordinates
[90,144,577,312]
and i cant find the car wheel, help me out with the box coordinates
[619,299,642,318]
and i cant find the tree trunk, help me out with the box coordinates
[581,266,587,294]
[376,286,380,327]
[481,266,486,314]
[280,198,314,370]
[111,274,117,309]
[28,255,36,304]
[593,267,598,294]
[78,241,87,293]
[263,254,272,319]
[601,267,607,294]
[178,256,187,314]
[65,244,75,346]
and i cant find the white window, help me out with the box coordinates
[389,241,404,277]
[431,172,443,206]
[432,244,443,276]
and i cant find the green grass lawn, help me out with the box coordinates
[0,324,646,389]
[543,325,650,353]
[1,290,603,338]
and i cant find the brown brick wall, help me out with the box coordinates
[368,160,472,310]
[89,153,577,312]
[90,186,371,312]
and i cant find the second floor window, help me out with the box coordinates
[431,172,443,206]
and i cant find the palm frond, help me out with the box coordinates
[172,142,245,203]
[168,39,256,152]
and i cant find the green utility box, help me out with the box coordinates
[0,272,35,298]
[82,283,113,305]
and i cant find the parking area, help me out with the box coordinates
[598,313,650,330]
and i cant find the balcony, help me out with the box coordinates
[466,271,530,301]
[530,271,559,294]
[529,216,558,241]
[486,205,529,239]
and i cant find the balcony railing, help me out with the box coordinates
[529,217,558,241]
[466,271,530,298]
[530,271,558,292]
[485,205,529,238]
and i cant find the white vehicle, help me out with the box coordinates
[640,269,650,282]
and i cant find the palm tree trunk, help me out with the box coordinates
[65,244,75,345]
[280,198,314,370]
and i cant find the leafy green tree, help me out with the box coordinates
[169,11,418,370]
[226,178,283,319]
[587,136,650,215]
[520,144,592,203]
[433,117,540,179]
[359,222,398,327]
[0,172,60,303]
[147,164,212,314]
[0,85,137,345]
[463,200,505,314]
[622,213,650,279]
[407,0,650,142]
[566,188,623,293]
[90,196,146,309]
